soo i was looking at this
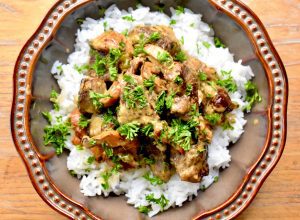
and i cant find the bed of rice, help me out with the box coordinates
[49,5,254,217]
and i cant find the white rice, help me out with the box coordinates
[49,5,253,217]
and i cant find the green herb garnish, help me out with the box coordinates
[175,6,185,15]
[50,89,60,111]
[198,72,207,81]
[118,122,140,140]
[217,76,237,93]
[186,84,193,96]
[42,111,52,124]
[174,50,187,62]
[202,41,211,49]
[205,113,221,126]
[174,75,183,84]
[122,15,135,22]
[123,85,147,109]
[155,91,166,114]
[78,114,90,129]
[244,81,262,112]
[157,51,173,65]
[214,37,226,48]
[103,109,119,127]
[143,75,155,91]
[43,120,71,155]
[89,91,111,109]
[87,156,95,164]
[145,193,169,210]
[143,172,164,186]
[141,123,154,137]
[170,19,176,25]
[138,206,151,214]
[168,119,198,151]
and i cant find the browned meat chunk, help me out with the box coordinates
[91,31,133,55]
[78,77,107,114]
[129,25,181,56]
[170,95,191,115]
[171,145,209,182]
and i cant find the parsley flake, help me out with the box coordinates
[118,122,140,140]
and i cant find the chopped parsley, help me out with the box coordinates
[87,156,95,164]
[141,123,154,137]
[214,176,219,183]
[98,6,106,17]
[69,170,77,177]
[43,120,71,155]
[78,114,90,129]
[221,120,234,130]
[89,138,96,146]
[155,91,166,114]
[123,74,136,85]
[122,15,135,22]
[170,19,176,25]
[174,50,187,62]
[50,89,60,111]
[89,91,111,109]
[145,193,169,210]
[122,29,129,36]
[198,72,207,81]
[168,119,198,151]
[175,6,185,15]
[214,37,226,48]
[76,18,84,25]
[74,64,89,73]
[143,75,155,91]
[165,92,175,109]
[143,172,164,186]
[200,185,206,191]
[134,32,161,56]
[103,21,108,31]
[123,85,147,109]
[42,111,52,124]
[217,76,237,93]
[91,51,107,76]
[157,51,172,65]
[189,104,200,117]
[205,113,221,126]
[101,171,112,190]
[148,32,161,41]
[102,144,113,158]
[174,75,183,84]
[202,41,211,49]
[144,157,155,165]
[244,81,262,111]
[186,84,193,96]
[76,145,83,151]
[221,69,232,76]
[180,36,184,45]
[118,122,140,140]
[138,206,151,214]
[103,109,119,127]
[108,48,122,80]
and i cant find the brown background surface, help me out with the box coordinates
[0,0,299,219]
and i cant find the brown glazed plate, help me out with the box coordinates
[11,0,288,219]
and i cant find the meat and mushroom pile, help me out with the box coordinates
[70,25,238,183]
